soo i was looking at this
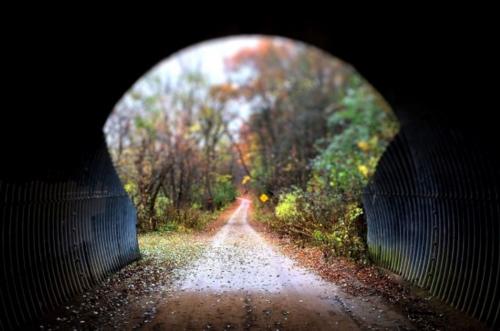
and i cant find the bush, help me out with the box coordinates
[213,174,237,209]
[137,201,221,233]
[312,203,367,261]
[275,191,301,221]
[256,187,369,262]
[158,207,219,232]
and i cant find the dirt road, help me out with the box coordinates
[146,198,415,330]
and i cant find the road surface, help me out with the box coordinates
[146,198,414,330]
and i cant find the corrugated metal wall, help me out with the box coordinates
[363,123,500,328]
[1,125,498,329]
[0,142,140,330]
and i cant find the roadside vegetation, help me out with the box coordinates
[231,40,399,262]
[105,36,399,262]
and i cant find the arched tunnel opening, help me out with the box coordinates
[1,17,499,330]
[104,35,399,236]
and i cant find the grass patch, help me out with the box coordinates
[138,232,207,269]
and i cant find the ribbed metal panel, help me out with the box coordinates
[0,141,139,330]
[363,123,500,328]
[1,127,498,329]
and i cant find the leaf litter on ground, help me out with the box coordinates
[38,232,208,330]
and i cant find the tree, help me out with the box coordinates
[225,38,353,194]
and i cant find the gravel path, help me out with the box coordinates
[146,198,415,330]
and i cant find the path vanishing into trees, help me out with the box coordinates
[146,198,414,330]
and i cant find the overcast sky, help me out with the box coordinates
[107,36,267,140]
[152,35,262,84]
[152,36,267,131]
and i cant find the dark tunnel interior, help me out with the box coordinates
[1,13,499,329]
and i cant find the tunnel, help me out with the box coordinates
[1,14,499,329]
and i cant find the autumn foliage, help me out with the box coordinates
[105,37,398,260]
[227,38,399,261]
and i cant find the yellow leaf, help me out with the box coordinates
[241,175,251,185]
[357,164,369,177]
[189,123,201,133]
[357,140,370,152]
[259,194,269,203]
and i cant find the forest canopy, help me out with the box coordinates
[104,36,399,259]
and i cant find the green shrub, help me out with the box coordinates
[275,190,301,221]
[256,188,369,262]
[320,203,367,261]
[213,174,237,209]
[142,204,220,233]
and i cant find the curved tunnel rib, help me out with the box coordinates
[363,119,500,327]
[0,140,140,330]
